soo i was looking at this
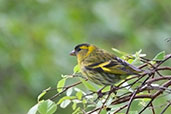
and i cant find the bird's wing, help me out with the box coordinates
[85,57,142,75]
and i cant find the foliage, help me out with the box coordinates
[28,50,171,114]
[0,0,171,114]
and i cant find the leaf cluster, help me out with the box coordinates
[28,49,171,114]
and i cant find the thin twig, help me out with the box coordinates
[51,53,171,114]
[125,89,138,114]
[155,54,171,68]
[112,94,152,105]
[126,73,152,114]
[87,107,102,114]
[160,101,171,114]
[139,80,171,113]
[113,104,128,114]
[157,66,171,71]
[139,99,154,114]
[146,76,171,84]
[98,92,111,114]
[50,79,87,100]
[150,103,155,114]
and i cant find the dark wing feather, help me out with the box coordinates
[84,48,142,75]
[85,57,142,75]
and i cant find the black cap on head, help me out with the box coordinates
[70,43,90,56]
[74,43,90,50]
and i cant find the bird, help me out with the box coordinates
[70,43,142,86]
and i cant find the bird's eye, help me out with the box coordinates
[76,48,81,52]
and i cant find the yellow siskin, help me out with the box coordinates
[70,43,142,86]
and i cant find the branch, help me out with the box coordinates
[50,79,87,100]
[146,76,171,84]
[50,53,171,114]
[139,80,171,113]
[160,101,171,114]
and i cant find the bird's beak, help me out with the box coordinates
[70,50,76,56]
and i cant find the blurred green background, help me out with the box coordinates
[0,0,170,114]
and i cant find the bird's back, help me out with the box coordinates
[80,48,142,85]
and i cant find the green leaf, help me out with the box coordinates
[153,51,165,61]
[72,107,81,114]
[130,100,144,111]
[57,96,76,105]
[106,97,113,106]
[73,64,80,73]
[96,100,103,108]
[27,104,38,114]
[129,111,138,114]
[82,99,87,104]
[127,59,134,64]
[112,48,128,56]
[76,91,82,100]
[60,100,71,108]
[136,49,142,56]
[139,98,151,106]
[108,105,121,113]
[80,78,97,92]
[102,86,110,92]
[74,88,86,95]
[100,109,107,114]
[66,88,73,96]
[38,87,51,102]
[38,100,57,114]
[57,78,66,92]
[72,102,77,110]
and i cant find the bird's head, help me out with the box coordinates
[70,43,96,63]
